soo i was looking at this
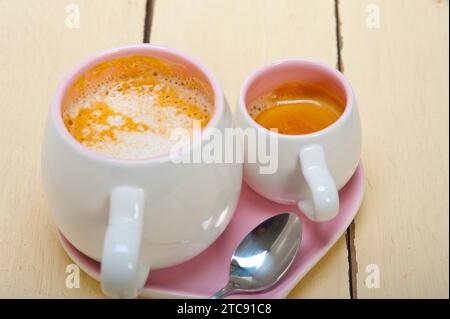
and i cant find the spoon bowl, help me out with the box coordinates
[211,212,302,298]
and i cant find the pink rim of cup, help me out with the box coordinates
[50,44,225,166]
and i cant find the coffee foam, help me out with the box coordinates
[62,56,214,160]
[248,98,272,119]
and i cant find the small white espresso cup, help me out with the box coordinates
[235,59,361,222]
[43,44,242,298]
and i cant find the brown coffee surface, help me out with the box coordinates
[249,82,345,135]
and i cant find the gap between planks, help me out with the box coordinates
[143,0,155,43]
[334,0,358,299]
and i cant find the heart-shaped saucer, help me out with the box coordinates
[59,162,364,298]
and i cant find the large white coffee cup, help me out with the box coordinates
[43,45,242,298]
[236,59,361,222]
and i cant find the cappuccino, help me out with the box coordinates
[62,56,213,160]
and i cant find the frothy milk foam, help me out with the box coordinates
[62,56,213,160]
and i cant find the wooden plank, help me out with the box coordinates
[151,0,351,298]
[0,0,146,297]
[339,0,449,298]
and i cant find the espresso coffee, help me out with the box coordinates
[62,56,213,160]
[248,82,345,135]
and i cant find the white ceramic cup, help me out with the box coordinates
[43,44,242,298]
[236,59,361,222]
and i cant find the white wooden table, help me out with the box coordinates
[0,0,448,298]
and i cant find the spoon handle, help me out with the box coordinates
[210,282,236,299]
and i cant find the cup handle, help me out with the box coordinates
[298,145,339,222]
[101,186,150,298]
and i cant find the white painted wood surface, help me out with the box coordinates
[340,0,449,298]
[0,0,447,298]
